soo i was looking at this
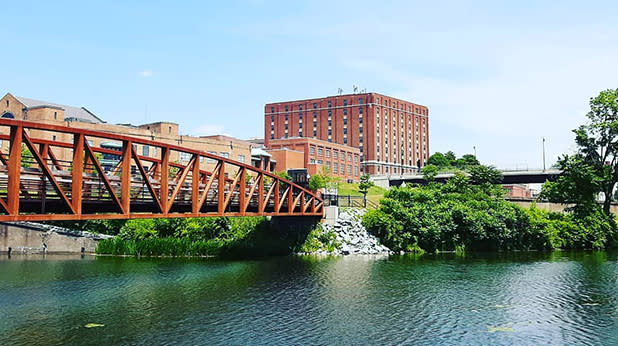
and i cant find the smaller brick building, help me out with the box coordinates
[267,137,361,182]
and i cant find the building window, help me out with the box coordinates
[318,148,323,156]
[317,160,323,164]
[310,146,315,155]
[340,164,345,174]
[328,101,332,107]
[334,152,338,159]
[285,115,288,121]
[52,135,56,141]
[326,150,330,158]
[220,152,229,158]
[313,103,317,109]
[328,110,332,117]
[5,100,8,107]
[348,153,352,161]
[313,130,317,137]
[354,166,358,176]
[271,107,274,113]
[299,105,303,110]
[309,158,316,164]
[53,112,57,120]
[359,98,363,104]
[207,151,217,163]
[343,138,347,144]
[334,162,338,172]
[237,155,245,163]
[285,105,288,112]
[343,109,347,115]
[180,152,192,162]
[354,155,358,162]
[142,145,149,156]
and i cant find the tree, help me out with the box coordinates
[426,152,449,167]
[358,173,374,197]
[421,164,438,182]
[308,174,325,191]
[20,145,34,168]
[468,165,503,185]
[308,167,339,191]
[540,155,601,215]
[444,151,457,166]
[274,170,292,189]
[460,154,480,167]
[550,88,618,214]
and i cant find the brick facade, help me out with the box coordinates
[0,93,254,173]
[264,92,429,175]
[267,137,361,182]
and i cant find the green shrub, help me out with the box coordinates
[362,178,617,253]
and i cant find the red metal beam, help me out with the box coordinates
[130,145,163,212]
[7,125,21,214]
[0,119,323,220]
[72,133,84,214]
[84,140,124,213]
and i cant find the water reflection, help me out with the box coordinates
[0,252,617,345]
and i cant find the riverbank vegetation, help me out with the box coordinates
[52,217,321,258]
[362,167,618,253]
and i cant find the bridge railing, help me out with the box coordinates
[0,119,323,221]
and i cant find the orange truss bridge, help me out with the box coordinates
[0,119,323,221]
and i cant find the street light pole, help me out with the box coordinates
[542,137,546,172]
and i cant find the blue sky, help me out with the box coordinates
[4,0,618,168]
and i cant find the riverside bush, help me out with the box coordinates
[362,173,618,253]
[94,217,275,257]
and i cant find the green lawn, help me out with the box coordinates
[337,182,387,207]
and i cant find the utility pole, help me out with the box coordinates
[542,137,546,172]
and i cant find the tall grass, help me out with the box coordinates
[96,237,225,257]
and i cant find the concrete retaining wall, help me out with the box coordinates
[0,223,109,254]
[511,201,618,214]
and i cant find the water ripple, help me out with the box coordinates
[1,252,618,345]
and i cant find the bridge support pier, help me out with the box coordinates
[269,215,322,235]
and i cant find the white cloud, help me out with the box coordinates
[139,70,153,77]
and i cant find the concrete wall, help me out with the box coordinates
[511,200,618,214]
[0,223,104,254]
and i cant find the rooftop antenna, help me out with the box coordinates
[337,88,343,95]
[353,85,358,93]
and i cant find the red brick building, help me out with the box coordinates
[264,92,428,175]
[267,137,361,182]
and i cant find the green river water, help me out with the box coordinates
[1,251,618,345]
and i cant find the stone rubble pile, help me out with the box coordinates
[320,208,392,255]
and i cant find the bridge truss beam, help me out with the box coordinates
[0,120,323,221]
